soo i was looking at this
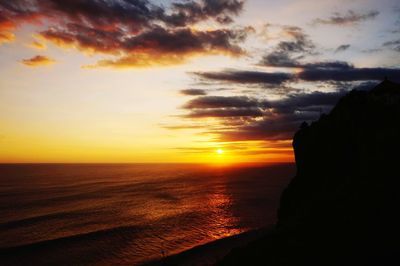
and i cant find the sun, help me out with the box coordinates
[216,149,224,155]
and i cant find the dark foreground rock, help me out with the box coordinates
[217,79,400,266]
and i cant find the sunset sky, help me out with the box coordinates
[1,0,399,163]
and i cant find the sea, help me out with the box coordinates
[0,163,295,265]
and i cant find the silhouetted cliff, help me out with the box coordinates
[217,79,400,265]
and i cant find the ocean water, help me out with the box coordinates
[0,163,295,265]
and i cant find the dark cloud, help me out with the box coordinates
[261,52,300,68]
[76,26,249,67]
[121,26,246,54]
[183,108,263,118]
[0,0,247,67]
[302,61,353,70]
[178,56,400,141]
[335,44,351,53]
[260,26,315,68]
[361,48,382,53]
[268,91,345,114]
[180,55,400,140]
[179,89,207,96]
[212,83,389,141]
[0,0,243,30]
[179,90,346,140]
[41,25,250,68]
[214,114,310,141]
[40,23,125,53]
[350,81,379,91]
[0,0,160,36]
[183,96,258,109]
[312,10,379,26]
[193,70,293,84]
[163,0,244,27]
[299,67,400,82]
[277,26,315,52]
[196,61,400,84]
[181,96,264,119]
[383,40,400,52]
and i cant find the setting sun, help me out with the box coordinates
[1,0,399,265]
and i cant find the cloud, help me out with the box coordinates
[383,40,400,52]
[162,0,244,27]
[172,18,398,149]
[298,67,400,82]
[161,124,204,130]
[213,115,308,141]
[0,0,247,67]
[193,70,293,84]
[335,44,350,53]
[182,92,344,115]
[260,26,315,68]
[21,55,56,66]
[179,90,346,141]
[0,0,243,32]
[0,31,14,44]
[0,1,40,44]
[81,27,249,68]
[361,48,382,53]
[170,141,294,156]
[183,96,258,109]
[29,40,47,50]
[213,89,353,141]
[312,10,379,26]
[179,57,400,141]
[179,89,207,96]
[302,61,353,70]
[267,91,345,113]
[195,61,400,83]
[183,108,263,118]
[181,95,263,118]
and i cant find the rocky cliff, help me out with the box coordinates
[218,79,400,265]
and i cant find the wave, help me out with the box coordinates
[0,211,92,231]
[0,225,144,265]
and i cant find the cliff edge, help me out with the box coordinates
[217,79,400,265]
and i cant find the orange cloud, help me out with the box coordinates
[85,53,186,69]
[43,27,249,68]
[0,20,16,44]
[0,5,44,45]
[0,31,14,44]
[21,55,56,67]
[0,0,248,67]
[29,40,47,50]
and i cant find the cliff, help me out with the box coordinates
[217,79,400,265]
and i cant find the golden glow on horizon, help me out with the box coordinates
[0,0,395,165]
[0,49,295,164]
[0,5,320,165]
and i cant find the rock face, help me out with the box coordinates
[218,80,400,265]
[277,79,400,264]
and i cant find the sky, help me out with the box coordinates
[0,0,399,163]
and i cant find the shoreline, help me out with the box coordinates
[142,226,273,266]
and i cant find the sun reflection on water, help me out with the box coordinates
[205,181,244,240]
